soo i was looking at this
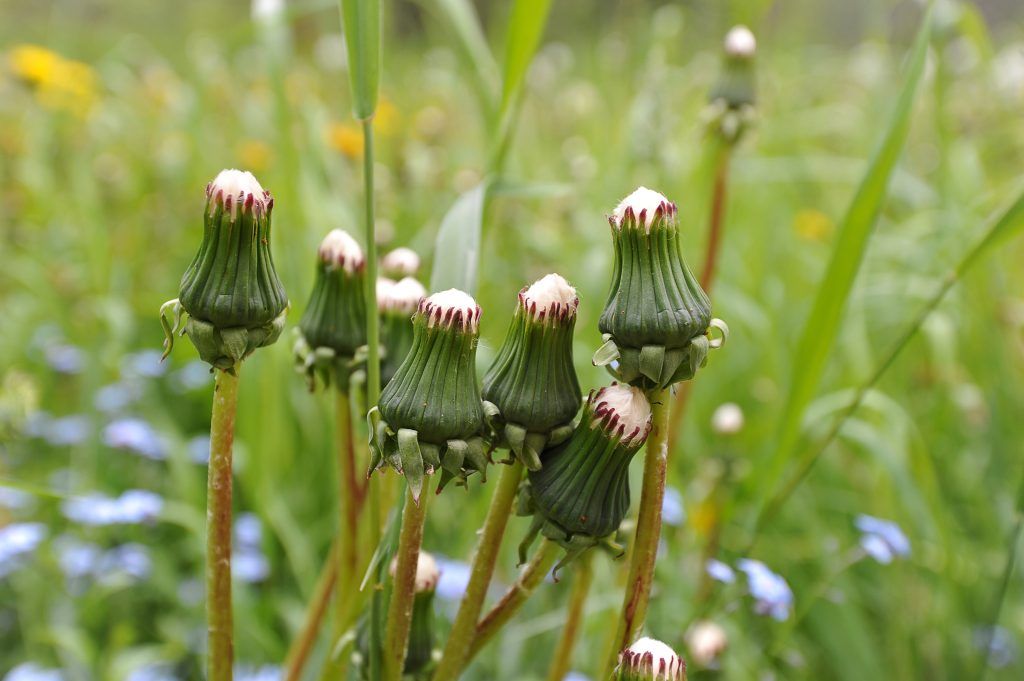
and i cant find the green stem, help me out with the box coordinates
[335,389,361,626]
[544,552,594,681]
[362,118,380,407]
[207,365,240,681]
[383,487,431,681]
[283,538,340,681]
[433,461,524,681]
[601,388,671,678]
[466,539,560,664]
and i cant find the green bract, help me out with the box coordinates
[614,637,686,681]
[293,229,368,390]
[595,187,717,389]
[369,289,488,501]
[482,273,581,470]
[161,169,288,371]
[517,383,652,572]
[379,276,427,388]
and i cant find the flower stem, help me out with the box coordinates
[335,389,361,627]
[207,365,240,681]
[544,552,594,681]
[362,118,380,407]
[383,486,431,681]
[283,538,339,681]
[601,388,670,678]
[433,461,524,681]
[466,539,560,664]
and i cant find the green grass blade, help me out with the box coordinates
[759,5,933,503]
[429,182,487,295]
[430,0,499,115]
[340,0,380,120]
[499,0,553,118]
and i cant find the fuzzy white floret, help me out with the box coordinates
[686,620,728,667]
[382,247,421,277]
[422,288,480,330]
[612,187,671,231]
[724,25,756,58]
[318,229,365,273]
[622,637,685,679]
[377,277,396,300]
[711,402,744,435]
[522,273,578,318]
[381,277,427,314]
[593,384,651,446]
[389,551,440,593]
[211,169,264,200]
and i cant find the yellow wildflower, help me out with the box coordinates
[374,97,399,136]
[238,140,272,173]
[7,44,98,116]
[328,122,364,159]
[793,208,834,242]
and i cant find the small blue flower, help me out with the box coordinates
[855,514,910,564]
[171,360,213,392]
[98,543,152,582]
[125,350,167,378]
[563,673,592,681]
[234,665,281,681]
[45,344,85,375]
[94,381,143,413]
[434,555,472,602]
[55,537,103,580]
[126,663,180,681]
[103,418,166,460]
[114,490,164,523]
[0,522,47,577]
[0,486,33,510]
[973,625,1018,669]
[235,513,263,549]
[234,550,271,583]
[705,558,735,584]
[61,490,163,526]
[3,663,64,681]
[27,413,92,447]
[662,486,685,527]
[737,559,793,621]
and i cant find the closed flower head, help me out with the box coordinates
[379,277,428,386]
[724,25,756,59]
[615,637,686,681]
[483,273,582,469]
[707,25,758,141]
[381,246,421,278]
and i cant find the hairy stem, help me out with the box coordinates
[433,461,524,681]
[601,388,670,677]
[207,365,240,681]
[466,539,560,664]
[544,552,594,681]
[283,538,339,681]
[335,389,361,626]
[383,487,431,681]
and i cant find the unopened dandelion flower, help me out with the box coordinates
[614,637,686,681]
[381,246,421,278]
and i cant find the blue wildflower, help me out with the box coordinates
[234,550,270,583]
[188,435,211,464]
[126,663,180,681]
[61,489,163,526]
[974,625,1018,669]
[171,360,213,392]
[125,350,167,378]
[662,486,685,527]
[3,664,64,681]
[235,513,263,549]
[705,558,735,584]
[855,514,910,564]
[55,536,103,580]
[0,522,47,578]
[45,344,84,375]
[103,418,166,460]
[94,381,143,413]
[98,543,152,582]
[434,555,472,602]
[0,486,33,510]
[737,559,793,621]
[234,665,281,681]
[26,413,91,447]
[563,673,591,681]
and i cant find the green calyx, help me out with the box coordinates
[597,204,717,389]
[482,298,581,470]
[380,309,416,388]
[369,293,488,499]
[160,299,287,372]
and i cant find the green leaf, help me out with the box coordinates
[430,0,499,115]
[340,0,380,120]
[759,6,933,503]
[499,0,553,118]
[429,182,487,294]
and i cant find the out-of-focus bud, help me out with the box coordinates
[482,273,582,470]
[379,276,428,386]
[293,229,368,390]
[706,25,758,143]
[517,383,651,572]
[593,188,725,389]
[686,620,728,668]
[614,637,686,681]
[710,402,744,435]
[369,289,488,501]
[381,246,421,279]
[161,169,288,371]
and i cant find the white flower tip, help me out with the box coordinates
[207,169,271,218]
[520,273,578,321]
[377,277,396,300]
[686,621,728,667]
[381,247,421,277]
[318,229,365,274]
[611,187,676,231]
[619,637,685,680]
[711,402,744,435]
[252,0,284,22]
[419,288,481,331]
[591,383,652,447]
[724,25,756,58]
[381,277,427,314]
[388,551,440,593]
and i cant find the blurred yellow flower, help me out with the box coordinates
[691,498,719,538]
[238,140,272,173]
[793,208,834,242]
[328,122,364,159]
[374,97,399,136]
[7,43,98,116]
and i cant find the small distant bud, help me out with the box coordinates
[724,25,756,59]
[380,277,427,315]
[483,274,581,469]
[377,277,397,301]
[317,229,366,275]
[615,637,686,681]
[389,550,440,593]
[381,246,421,278]
[686,620,728,667]
[379,277,427,387]
[597,187,718,390]
[369,551,438,677]
[710,402,744,435]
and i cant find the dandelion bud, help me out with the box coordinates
[164,169,288,370]
[517,383,651,571]
[707,25,758,142]
[686,620,728,668]
[370,289,487,500]
[381,246,421,278]
[594,188,720,389]
[615,637,686,681]
[379,276,428,386]
[482,273,582,470]
[293,229,368,389]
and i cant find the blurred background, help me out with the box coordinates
[3,0,1024,678]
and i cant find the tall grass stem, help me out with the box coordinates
[283,538,340,681]
[544,552,594,681]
